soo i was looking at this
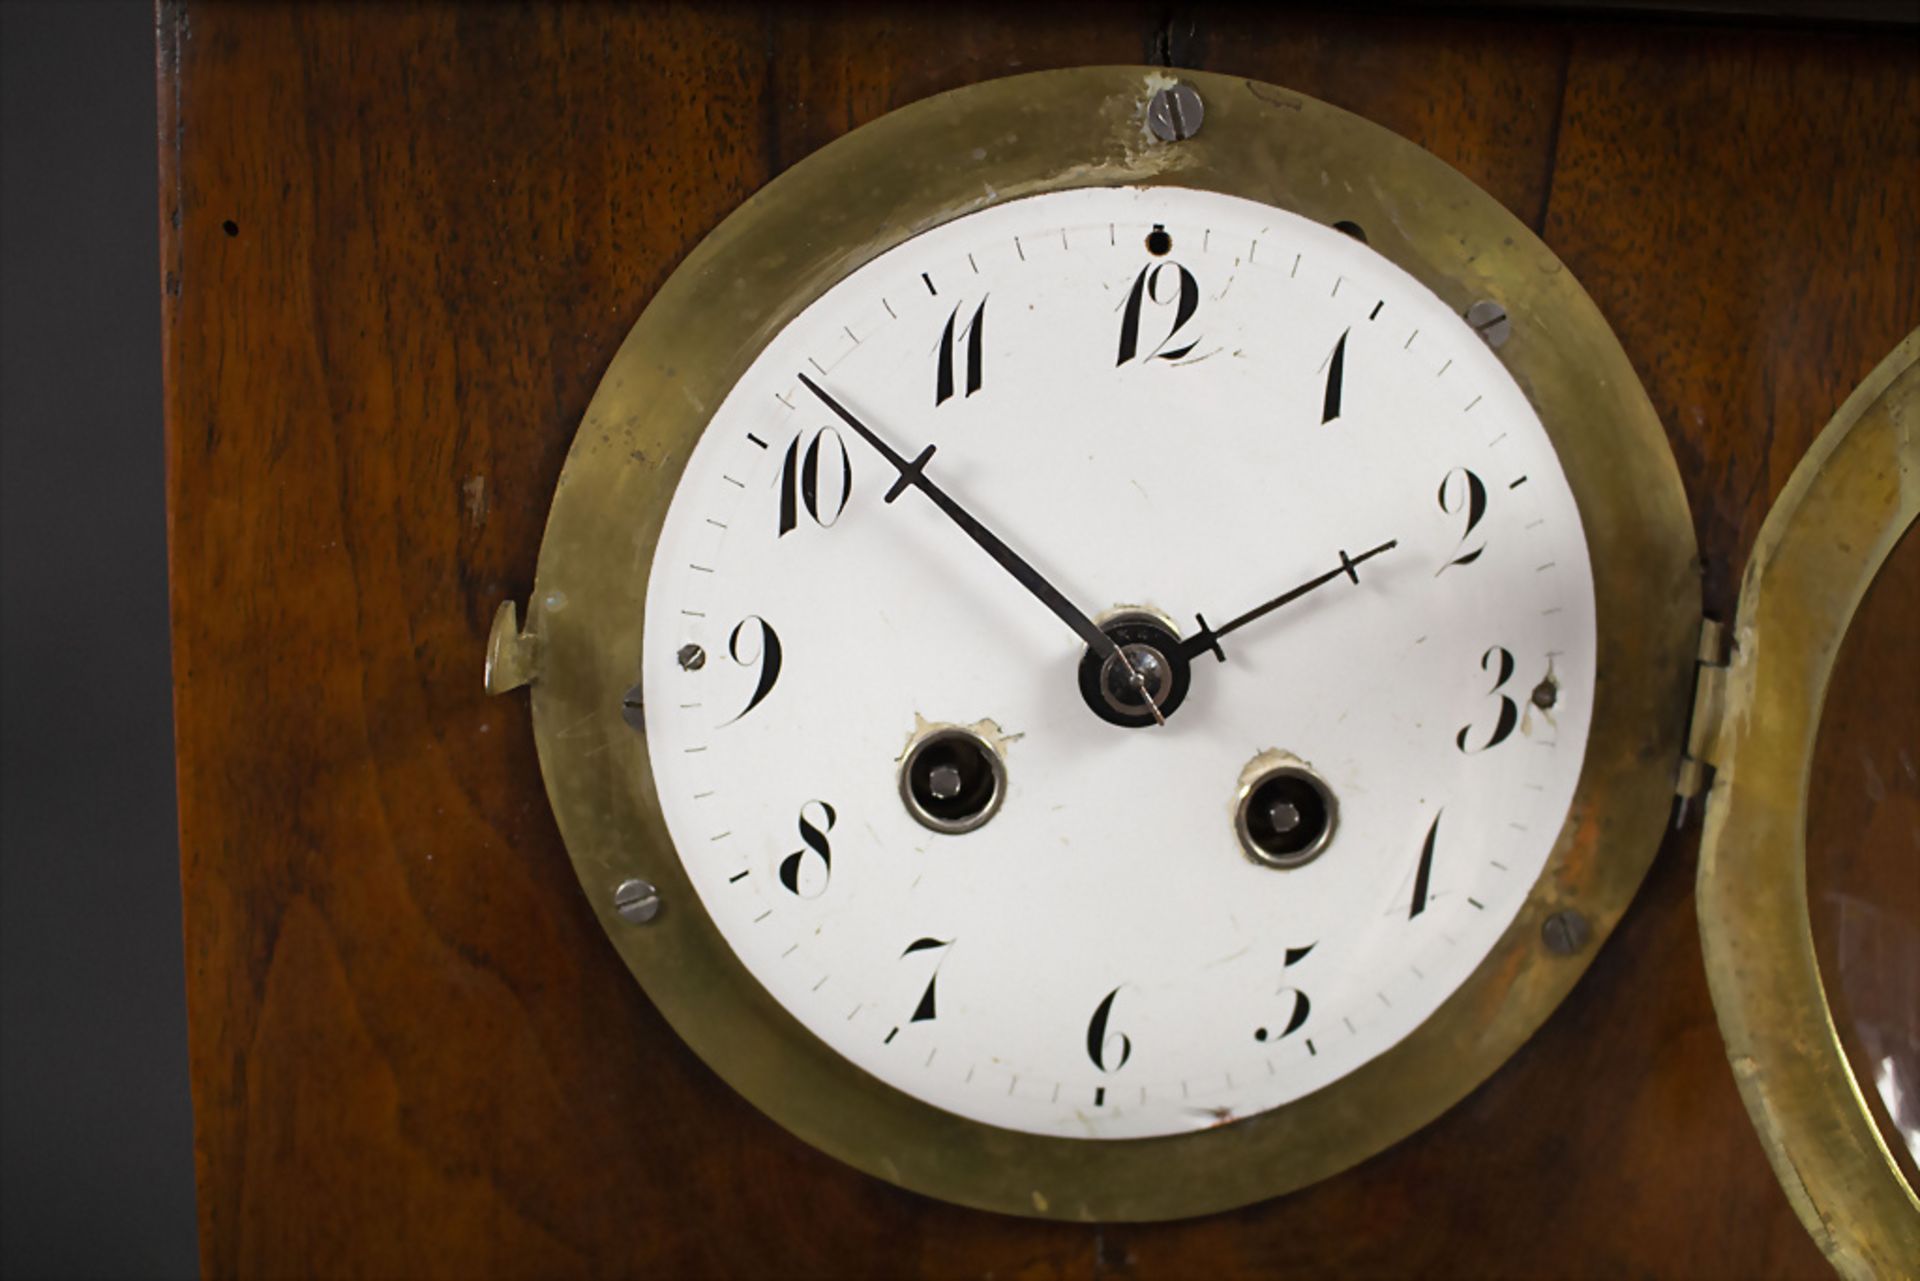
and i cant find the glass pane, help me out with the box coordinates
[1806,519,1920,1185]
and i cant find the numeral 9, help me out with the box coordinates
[722,616,782,724]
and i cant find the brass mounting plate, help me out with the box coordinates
[504,67,1698,1220]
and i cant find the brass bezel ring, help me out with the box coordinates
[514,67,1698,1221]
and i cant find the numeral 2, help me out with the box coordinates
[778,428,852,536]
[1457,647,1519,752]
[1436,467,1487,572]
[1117,262,1199,365]
[777,800,836,898]
[935,299,985,406]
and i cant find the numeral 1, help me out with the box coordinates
[1322,328,1349,423]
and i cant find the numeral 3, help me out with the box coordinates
[1457,646,1519,752]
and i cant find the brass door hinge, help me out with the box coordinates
[1674,617,1730,822]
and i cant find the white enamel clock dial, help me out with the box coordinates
[641,185,1595,1140]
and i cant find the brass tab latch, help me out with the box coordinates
[1674,617,1730,819]
[484,600,541,695]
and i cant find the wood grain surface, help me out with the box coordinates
[158,4,1918,1276]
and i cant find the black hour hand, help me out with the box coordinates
[1179,539,1398,663]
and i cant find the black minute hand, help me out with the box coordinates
[1180,539,1399,663]
[797,373,1119,661]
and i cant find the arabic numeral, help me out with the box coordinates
[777,800,835,898]
[1117,262,1199,365]
[1086,986,1133,1073]
[1436,467,1488,572]
[777,428,852,536]
[935,299,985,406]
[721,616,781,724]
[900,937,955,1022]
[1457,646,1519,752]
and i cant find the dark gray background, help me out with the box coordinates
[1,2,197,1277]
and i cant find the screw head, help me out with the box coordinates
[676,643,706,671]
[620,683,645,731]
[1266,800,1303,835]
[1531,677,1559,710]
[1466,299,1512,349]
[613,878,661,924]
[1542,908,1591,955]
[1147,83,1204,143]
